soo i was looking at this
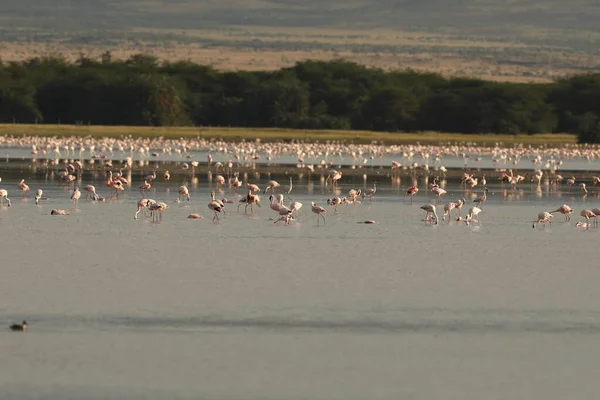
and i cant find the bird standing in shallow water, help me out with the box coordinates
[533,212,553,228]
[311,202,326,226]
[34,189,43,205]
[10,320,27,332]
[420,204,438,225]
[71,187,81,207]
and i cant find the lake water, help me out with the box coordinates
[1,151,600,399]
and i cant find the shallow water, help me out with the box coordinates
[1,157,600,400]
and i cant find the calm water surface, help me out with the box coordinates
[1,157,600,399]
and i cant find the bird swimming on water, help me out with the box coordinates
[10,320,27,332]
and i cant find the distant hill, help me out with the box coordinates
[1,0,599,46]
[1,1,599,81]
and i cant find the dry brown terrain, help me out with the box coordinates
[1,26,598,83]
[1,1,599,82]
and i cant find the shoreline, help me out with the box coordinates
[0,124,578,147]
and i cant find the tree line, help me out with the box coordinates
[1,53,600,143]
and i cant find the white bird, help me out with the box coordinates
[71,187,81,207]
[533,212,553,228]
[0,189,11,207]
[464,206,482,225]
[420,204,438,225]
[289,200,303,214]
[178,185,190,202]
[34,189,43,205]
[83,185,99,201]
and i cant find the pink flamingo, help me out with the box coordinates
[209,191,225,223]
[178,185,190,202]
[532,212,553,228]
[149,201,168,223]
[139,180,152,197]
[580,209,598,225]
[263,180,280,194]
[17,179,29,197]
[550,204,573,221]
[135,198,155,219]
[405,186,418,203]
[311,202,326,226]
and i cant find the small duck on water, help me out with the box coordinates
[10,320,27,332]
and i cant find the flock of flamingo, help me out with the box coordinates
[0,135,600,228]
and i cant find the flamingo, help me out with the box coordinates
[239,190,261,214]
[264,180,280,194]
[362,182,377,202]
[550,204,573,221]
[431,186,446,202]
[17,179,29,197]
[442,201,457,222]
[50,209,70,215]
[209,199,224,222]
[83,185,99,201]
[229,173,242,193]
[283,177,293,194]
[71,187,81,207]
[311,202,326,226]
[464,206,482,225]
[139,180,152,197]
[347,189,361,204]
[268,195,281,213]
[215,175,226,191]
[274,203,294,225]
[106,171,124,199]
[144,171,157,182]
[533,212,553,228]
[274,212,295,225]
[326,170,342,186]
[34,189,43,205]
[0,189,11,207]
[164,170,171,182]
[135,198,155,219]
[566,176,576,193]
[327,197,343,214]
[405,186,418,203]
[149,201,168,222]
[580,209,597,225]
[289,200,303,215]
[473,187,488,208]
[178,185,190,202]
[420,204,439,225]
[246,182,261,193]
